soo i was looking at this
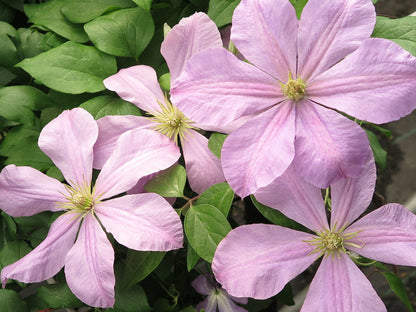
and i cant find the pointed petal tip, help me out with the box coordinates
[162,11,222,82]
[38,107,97,186]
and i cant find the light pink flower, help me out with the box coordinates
[0,108,183,308]
[171,0,416,197]
[212,150,416,311]
[192,274,248,312]
[96,12,225,194]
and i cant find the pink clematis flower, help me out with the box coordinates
[192,274,248,312]
[0,108,183,308]
[95,12,225,194]
[212,150,416,312]
[171,0,416,197]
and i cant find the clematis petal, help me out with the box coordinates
[126,173,156,194]
[231,0,297,81]
[0,165,66,216]
[181,129,224,194]
[38,108,97,186]
[254,164,328,232]
[94,115,153,169]
[330,149,376,230]
[161,12,222,82]
[212,224,318,299]
[65,214,115,308]
[171,48,283,132]
[222,102,295,198]
[292,101,369,188]
[229,295,248,305]
[346,204,416,266]
[192,275,214,296]
[301,254,386,312]
[95,193,183,251]
[217,290,248,312]
[307,38,416,124]
[95,129,180,199]
[298,0,375,80]
[126,169,177,205]
[1,213,80,286]
[195,296,217,312]
[103,65,165,113]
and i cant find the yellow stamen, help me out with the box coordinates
[57,179,101,219]
[150,96,195,144]
[280,73,306,102]
[305,226,362,260]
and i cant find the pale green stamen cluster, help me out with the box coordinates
[280,73,306,102]
[150,97,194,144]
[57,179,100,218]
[306,227,362,259]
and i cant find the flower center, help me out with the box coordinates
[321,231,344,251]
[69,191,94,211]
[306,227,362,259]
[57,180,99,217]
[280,73,306,101]
[306,229,347,258]
[150,97,194,144]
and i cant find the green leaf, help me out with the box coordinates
[27,227,49,248]
[365,129,387,170]
[186,239,200,271]
[121,250,165,290]
[159,73,171,91]
[372,16,416,56]
[132,0,154,11]
[0,86,54,125]
[208,132,227,159]
[33,283,84,309]
[251,195,305,230]
[61,0,136,24]
[0,125,53,171]
[152,296,177,311]
[85,7,155,60]
[365,122,392,137]
[144,164,186,197]
[24,0,89,43]
[289,0,308,19]
[13,212,52,234]
[0,67,16,85]
[14,28,45,59]
[0,2,15,24]
[38,32,67,51]
[208,0,240,27]
[16,41,117,94]
[0,34,19,67]
[0,289,28,312]
[46,166,65,181]
[0,21,16,37]
[196,182,234,217]
[382,272,415,312]
[0,240,31,269]
[184,204,232,262]
[372,0,378,3]
[106,284,152,312]
[1,212,17,238]
[80,95,142,119]
[1,0,24,12]
[48,90,96,110]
